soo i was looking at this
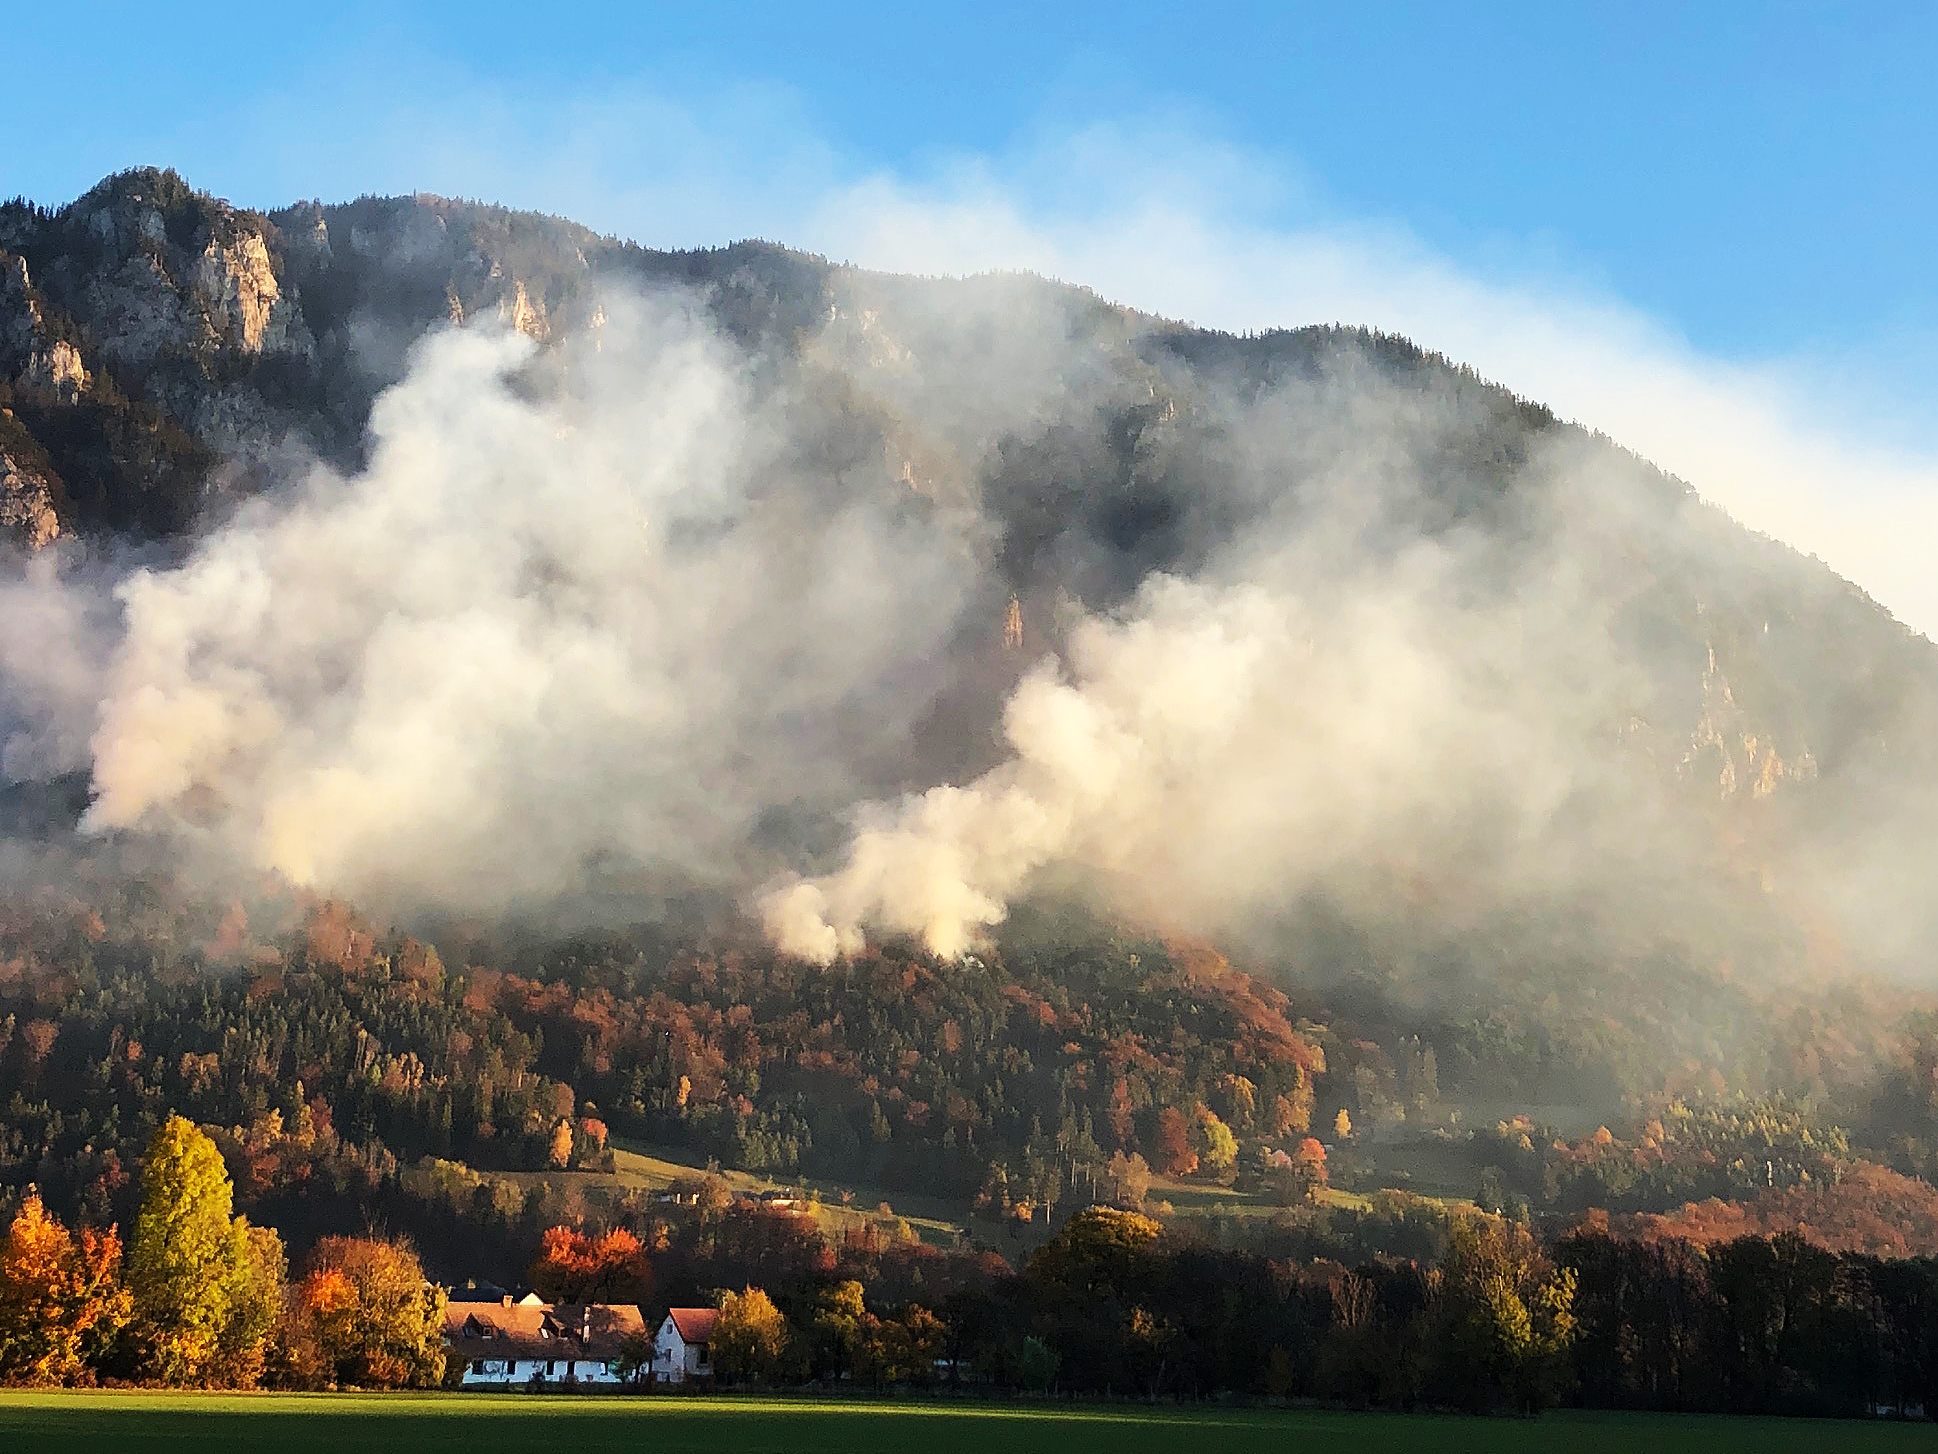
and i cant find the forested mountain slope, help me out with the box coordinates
[1,168,1937,1254]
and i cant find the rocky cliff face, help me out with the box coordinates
[0,430,62,551]
[189,227,301,356]
[0,257,78,549]
[1684,640,1819,799]
[0,253,90,406]
[62,170,311,364]
[52,171,315,457]
[0,170,626,534]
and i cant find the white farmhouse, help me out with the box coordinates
[443,1295,647,1387]
[652,1307,720,1384]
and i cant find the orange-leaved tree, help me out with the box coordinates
[528,1225,651,1304]
[0,1190,132,1386]
[293,1235,446,1389]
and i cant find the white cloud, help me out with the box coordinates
[792,128,1938,637]
[216,86,1933,634]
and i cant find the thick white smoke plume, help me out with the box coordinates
[761,462,1643,964]
[59,293,977,915]
[764,577,1360,961]
[0,264,1916,984]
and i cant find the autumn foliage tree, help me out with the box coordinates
[219,1224,289,1389]
[528,1225,651,1304]
[1265,1137,1330,1206]
[1438,1214,1579,1413]
[809,1278,868,1381]
[1027,1206,1167,1394]
[292,1235,446,1389]
[854,1302,947,1387]
[1100,1151,1152,1210]
[1153,1108,1197,1177]
[1294,1136,1330,1194]
[1270,1066,1315,1138]
[712,1285,793,1384]
[1193,1108,1239,1184]
[126,1116,280,1385]
[1029,1206,1163,1299]
[0,1191,131,1385]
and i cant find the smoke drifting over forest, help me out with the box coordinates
[763,421,1658,964]
[5,295,979,914]
[1,250,1931,996]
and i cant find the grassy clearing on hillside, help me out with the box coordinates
[1,1391,1930,1454]
[501,1141,974,1249]
[516,1137,1466,1259]
[1357,1134,1496,1200]
[1145,1173,1383,1218]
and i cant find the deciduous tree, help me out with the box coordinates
[0,1191,132,1385]
[528,1225,651,1303]
[712,1285,792,1384]
[1153,1108,1197,1177]
[1101,1151,1152,1210]
[294,1235,445,1388]
[218,1223,288,1389]
[127,1116,253,1385]
[1193,1109,1239,1183]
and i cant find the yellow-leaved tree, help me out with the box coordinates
[1440,1213,1579,1413]
[712,1285,793,1385]
[126,1115,281,1385]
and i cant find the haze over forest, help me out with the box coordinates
[2,167,1938,1299]
[4,167,1937,978]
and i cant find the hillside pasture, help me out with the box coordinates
[496,1140,975,1249]
[508,1137,1464,1261]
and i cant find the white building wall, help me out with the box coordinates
[651,1320,712,1384]
[457,1355,624,1386]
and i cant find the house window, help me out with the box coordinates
[545,1360,557,1375]
[471,1360,484,1374]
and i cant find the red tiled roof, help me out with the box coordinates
[556,1303,647,1355]
[443,1304,555,1360]
[443,1300,645,1360]
[667,1307,719,1343]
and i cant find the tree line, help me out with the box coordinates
[675,1203,1935,1419]
[0,1115,445,1388]
[5,1112,1935,1419]
[529,1193,1937,1418]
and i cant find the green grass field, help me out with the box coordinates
[1,1391,1929,1453]
[1145,1172,1390,1218]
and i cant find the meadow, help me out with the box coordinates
[517,1138,1441,1259]
[2,1391,1931,1454]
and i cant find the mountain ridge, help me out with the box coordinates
[0,165,1935,1003]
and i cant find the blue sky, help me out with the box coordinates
[13,3,1938,627]
[12,3,1935,364]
